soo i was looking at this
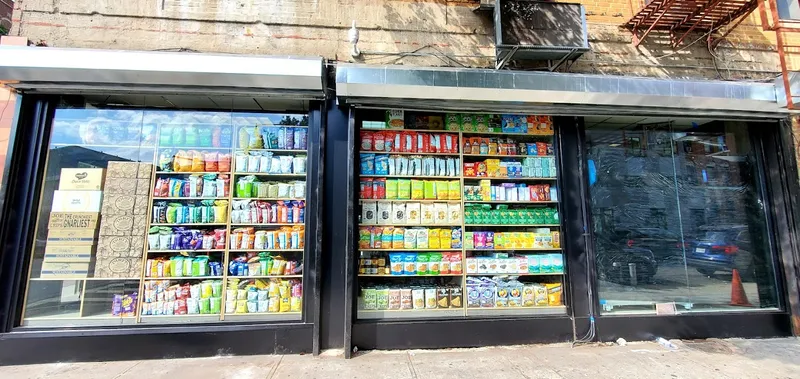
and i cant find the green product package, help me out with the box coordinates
[428,253,442,275]
[416,253,430,275]
[386,179,398,200]
[446,114,461,131]
[533,209,544,224]
[185,125,198,147]
[436,181,449,200]
[376,288,390,310]
[160,126,173,146]
[461,114,475,132]
[423,181,436,200]
[198,127,213,147]
[508,209,520,225]
[172,126,185,147]
[398,179,412,199]
[464,205,475,225]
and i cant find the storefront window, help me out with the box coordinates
[586,117,780,314]
[21,96,309,326]
[356,109,565,319]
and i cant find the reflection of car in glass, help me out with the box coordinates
[594,231,658,285]
[686,225,754,279]
[615,228,687,262]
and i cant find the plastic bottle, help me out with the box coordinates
[655,337,677,350]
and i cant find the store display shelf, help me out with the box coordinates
[358,274,463,277]
[359,224,462,227]
[155,171,230,175]
[29,277,141,281]
[462,154,555,159]
[148,249,226,253]
[153,197,229,200]
[144,276,223,280]
[51,143,156,149]
[22,313,138,327]
[139,314,221,324]
[157,146,233,150]
[358,249,460,252]
[230,223,304,226]
[359,151,460,156]
[464,200,558,204]
[359,199,461,203]
[466,305,567,317]
[222,313,302,322]
[466,248,562,251]
[465,224,560,227]
[228,275,303,279]
[357,308,464,320]
[359,174,459,179]
[463,177,558,181]
[228,249,304,253]
[465,272,564,276]
[238,149,307,153]
[461,130,554,137]
[232,198,306,201]
[233,172,306,177]
[150,223,228,226]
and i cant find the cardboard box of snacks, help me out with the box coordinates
[97,235,144,258]
[58,168,105,191]
[106,161,140,179]
[98,215,134,236]
[94,257,142,278]
[40,261,91,278]
[52,190,103,212]
[47,229,97,245]
[43,245,94,262]
[48,212,100,230]
[101,194,136,216]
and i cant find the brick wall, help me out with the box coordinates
[7,0,785,80]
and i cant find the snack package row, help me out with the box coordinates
[361,201,461,226]
[463,137,553,156]
[464,157,557,178]
[111,292,138,317]
[234,178,305,199]
[159,125,233,148]
[141,280,223,316]
[147,227,227,251]
[228,252,302,277]
[159,150,232,173]
[230,200,305,224]
[464,230,561,250]
[360,130,459,153]
[464,182,557,202]
[225,278,302,314]
[444,114,553,135]
[154,174,230,198]
[360,285,463,310]
[465,253,564,274]
[358,251,462,276]
[359,179,461,201]
[358,227,463,250]
[152,200,229,224]
[229,226,305,250]
[466,277,561,308]
[464,204,559,225]
[360,154,460,177]
[234,152,306,174]
[145,255,223,278]
[237,126,307,150]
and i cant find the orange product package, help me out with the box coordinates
[204,152,219,172]
[190,150,205,172]
[174,150,191,172]
[470,137,482,154]
[277,201,289,224]
[295,226,305,249]
[218,153,232,172]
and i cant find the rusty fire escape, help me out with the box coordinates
[625,0,800,109]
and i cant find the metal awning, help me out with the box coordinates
[0,46,326,99]
[336,64,788,119]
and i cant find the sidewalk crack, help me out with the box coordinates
[406,352,419,379]
[112,361,142,379]
[266,355,284,379]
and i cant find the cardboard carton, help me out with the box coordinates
[58,168,105,191]
[137,163,153,179]
[106,161,139,179]
[52,190,103,212]
[40,262,91,278]
[99,215,134,236]
[48,212,100,229]
[103,178,138,194]
[133,195,149,215]
[101,194,136,215]
[47,229,97,245]
[43,245,95,262]
[94,257,142,278]
[97,235,144,258]
[135,178,150,196]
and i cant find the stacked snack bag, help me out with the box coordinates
[237,125,308,151]
[359,179,460,200]
[360,130,459,154]
[141,279,223,316]
[228,252,302,277]
[234,177,305,199]
[147,227,226,251]
[445,114,554,135]
[158,150,232,173]
[225,278,302,314]
[229,226,304,250]
[464,230,561,250]
[111,292,138,317]
[152,200,229,225]
[159,125,233,148]
[359,251,463,276]
[145,255,223,278]
[358,226,462,250]
[467,277,562,308]
[465,253,564,274]
[464,204,558,225]
[153,174,230,198]
[234,152,306,174]
[464,182,557,202]
[360,285,463,310]
[463,157,556,178]
[463,138,552,156]
[230,200,305,224]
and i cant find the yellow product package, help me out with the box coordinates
[406,202,421,224]
[551,231,561,249]
[436,181,449,200]
[412,180,425,200]
[545,283,562,306]
[448,180,461,200]
[392,227,405,249]
[423,181,436,200]
[420,203,435,225]
[429,229,441,249]
[439,229,452,249]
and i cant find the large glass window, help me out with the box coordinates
[21,95,310,327]
[586,117,780,314]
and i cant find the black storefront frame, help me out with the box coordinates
[0,94,327,364]
[332,104,799,355]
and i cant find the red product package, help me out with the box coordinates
[540,184,551,201]
[403,131,417,152]
[360,178,374,199]
[375,178,386,199]
[214,229,227,249]
[360,131,374,151]
[420,133,431,153]
[444,134,455,153]
[530,185,541,202]
[390,131,401,152]
[374,132,386,152]
[537,142,547,156]
[174,299,188,315]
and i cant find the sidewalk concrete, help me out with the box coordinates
[2,338,798,379]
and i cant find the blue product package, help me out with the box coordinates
[549,186,558,202]
[375,154,389,175]
[528,255,541,273]
[527,143,538,156]
[551,253,564,274]
[360,153,375,175]
[389,253,404,275]
[403,253,417,275]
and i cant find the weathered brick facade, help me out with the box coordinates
[8,0,788,81]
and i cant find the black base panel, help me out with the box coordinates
[352,317,575,350]
[595,312,793,342]
[0,324,313,365]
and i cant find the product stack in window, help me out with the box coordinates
[357,110,565,319]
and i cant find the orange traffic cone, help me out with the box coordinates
[730,269,753,307]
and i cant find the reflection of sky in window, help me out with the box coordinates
[49,109,305,163]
